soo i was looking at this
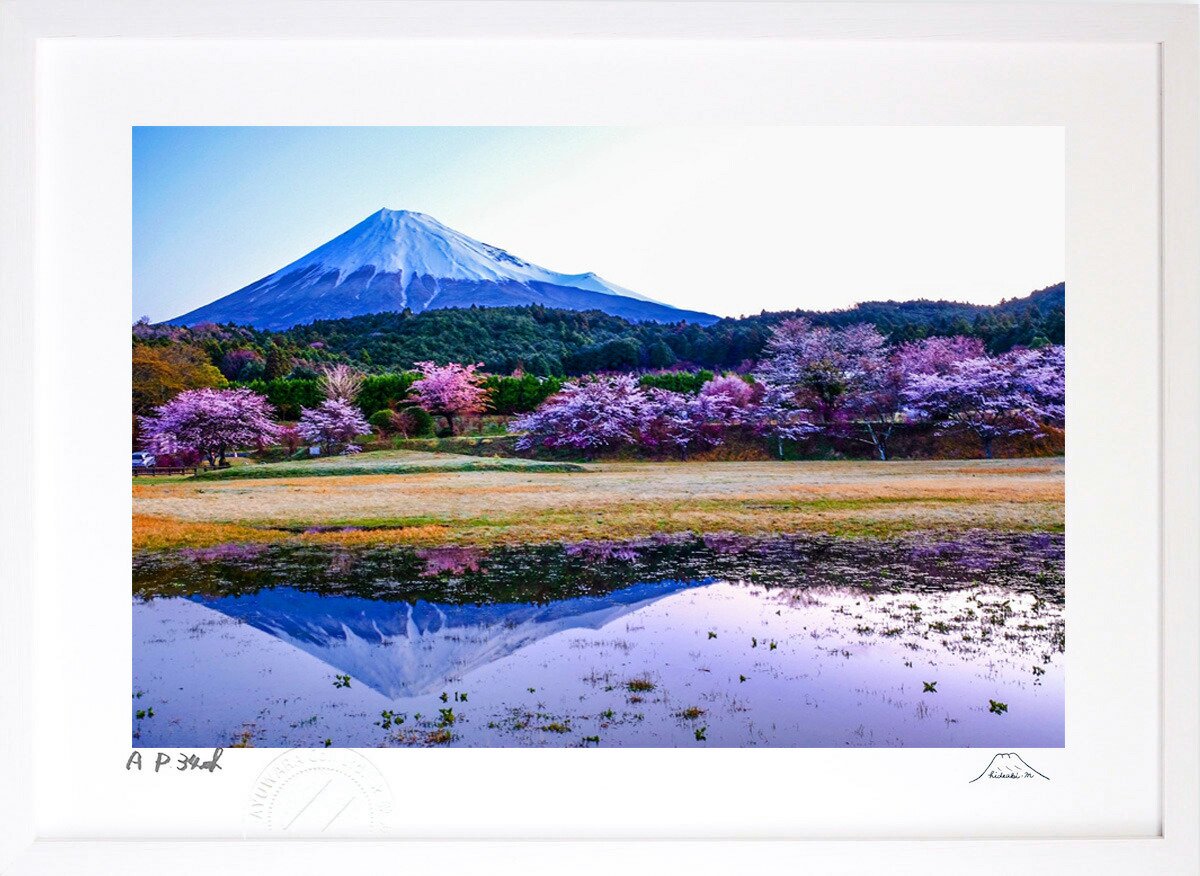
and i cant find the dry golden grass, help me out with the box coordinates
[950,465,1056,476]
[132,455,1064,551]
[132,514,284,551]
[299,524,454,546]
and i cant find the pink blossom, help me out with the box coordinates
[894,336,986,376]
[752,319,888,445]
[139,387,280,467]
[409,361,490,434]
[903,346,1064,458]
[512,375,649,452]
[698,375,756,409]
[297,398,370,455]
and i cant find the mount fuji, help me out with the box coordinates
[189,579,705,699]
[169,208,719,330]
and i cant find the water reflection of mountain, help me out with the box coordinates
[191,579,710,699]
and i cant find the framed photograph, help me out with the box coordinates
[2,2,1196,873]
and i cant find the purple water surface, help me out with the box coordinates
[133,532,1064,748]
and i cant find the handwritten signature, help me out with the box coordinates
[126,748,224,773]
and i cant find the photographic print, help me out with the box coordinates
[131,127,1065,749]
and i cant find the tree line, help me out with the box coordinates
[515,322,1064,461]
[137,319,1064,465]
[133,283,1064,380]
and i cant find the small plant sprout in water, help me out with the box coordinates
[437,708,456,727]
[752,637,758,648]
[439,692,449,703]
[377,710,406,730]
[541,722,571,734]
[769,641,777,651]
[676,706,705,721]
[230,728,255,748]
[455,691,468,702]
[923,681,938,693]
[739,674,748,683]
[694,726,708,742]
[626,677,656,693]
[582,735,600,747]
[323,739,332,748]
[332,674,351,688]
[988,700,1009,715]
[707,631,718,640]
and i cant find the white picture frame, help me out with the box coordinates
[1,2,1196,872]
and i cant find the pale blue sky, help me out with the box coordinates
[133,126,1064,322]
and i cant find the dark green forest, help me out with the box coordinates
[135,282,1064,378]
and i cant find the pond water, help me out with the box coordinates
[132,532,1064,748]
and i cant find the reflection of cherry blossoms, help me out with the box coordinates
[701,532,752,555]
[326,550,355,577]
[906,530,1062,575]
[564,540,643,563]
[417,546,485,577]
[178,543,268,563]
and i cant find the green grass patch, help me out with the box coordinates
[740,495,969,512]
[191,450,584,481]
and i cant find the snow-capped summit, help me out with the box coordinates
[169,208,717,330]
[289,208,656,300]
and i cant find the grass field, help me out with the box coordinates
[190,449,584,480]
[132,451,1064,552]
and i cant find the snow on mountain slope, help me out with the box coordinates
[284,209,657,301]
[169,209,716,329]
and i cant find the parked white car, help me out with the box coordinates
[132,452,156,468]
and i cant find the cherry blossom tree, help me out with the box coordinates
[698,375,757,410]
[754,319,888,424]
[752,319,888,454]
[839,337,986,461]
[297,398,370,455]
[139,387,280,468]
[841,354,908,461]
[278,424,303,455]
[1009,344,1066,425]
[645,376,759,454]
[512,375,648,454]
[638,389,695,453]
[903,348,1063,458]
[409,361,490,434]
[648,390,738,454]
[894,335,986,376]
